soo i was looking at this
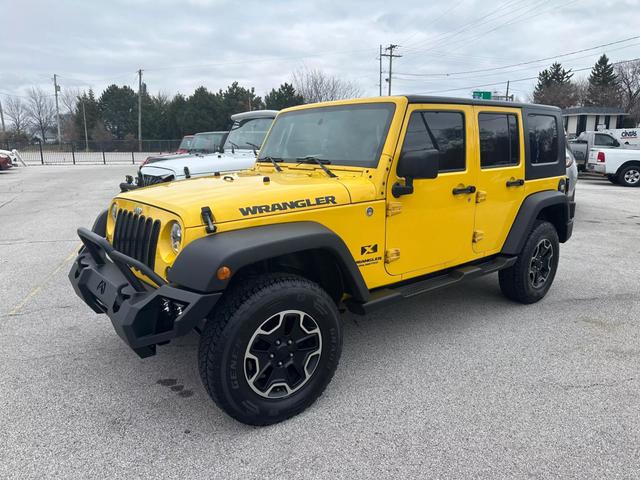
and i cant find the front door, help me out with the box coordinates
[472,106,526,254]
[385,104,478,277]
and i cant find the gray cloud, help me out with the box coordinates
[2,0,639,102]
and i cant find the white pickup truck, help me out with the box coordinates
[587,147,640,187]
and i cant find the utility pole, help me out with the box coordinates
[82,98,89,152]
[0,96,6,135]
[505,80,510,100]
[379,44,383,96]
[381,44,402,96]
[137,68,143,152]
[53,74,61,143]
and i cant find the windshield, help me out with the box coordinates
[191,132,224,153]
[224,118,274,150]
[178,136,193,150]
[258,103,395,168]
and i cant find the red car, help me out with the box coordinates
[0,153,13,170]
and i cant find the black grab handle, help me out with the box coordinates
[452,185,476,195]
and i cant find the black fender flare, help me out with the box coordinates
[501,190,571,255]
[168,221,370,301]
[92,209,108,237]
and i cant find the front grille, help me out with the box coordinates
[140,174,170,187]
[112,209,161,270]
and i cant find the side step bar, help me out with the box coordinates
[345,255,517,315]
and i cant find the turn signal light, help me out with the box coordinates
[217,266,232,280]
[597,151,606,162]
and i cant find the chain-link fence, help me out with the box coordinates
[2,139,183,165]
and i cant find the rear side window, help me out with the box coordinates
[401,111,465,172]
[595,134,618,147]
[528,114,558,164]
[478,113,520,168]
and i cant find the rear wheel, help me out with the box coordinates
[198,273,342,425]
[617,165,640,187]
[499,221,560,304]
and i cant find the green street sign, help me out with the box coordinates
[473,91,492,100]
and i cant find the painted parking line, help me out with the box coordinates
[8,246,79,316]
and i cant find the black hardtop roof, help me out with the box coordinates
[403,95,561,112]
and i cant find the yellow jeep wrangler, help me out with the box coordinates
[69,96,574,425]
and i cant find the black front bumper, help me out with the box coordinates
[69,228,221,358]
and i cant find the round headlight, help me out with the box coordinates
[170,222,182,252]
[111,203,118,221]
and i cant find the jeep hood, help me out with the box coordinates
[117,171,374,227]
[139,150,257,178]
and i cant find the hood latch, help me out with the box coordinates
[201,207,217,234]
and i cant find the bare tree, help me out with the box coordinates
[292,67,362,104]
[26,87,56,141]
[615,60,640,125]
[60,87,81,114]
[4,96,29,134]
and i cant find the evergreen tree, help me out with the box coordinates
[178,86,222,134]
[98,84,137,139]
[586,54,619,107]
[265,83,304,110]
[533,62,577,108]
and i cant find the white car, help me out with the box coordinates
[587,147,640,187]
[132,110,278,188]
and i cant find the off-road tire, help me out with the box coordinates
[499,220,560,304]
[607,174,618,185]
[198,273,342,426]
[617,165,640,187]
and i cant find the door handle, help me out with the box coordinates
[452,185,476,195]
[506,178,525,187]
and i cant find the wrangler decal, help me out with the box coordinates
[239,196,337,216]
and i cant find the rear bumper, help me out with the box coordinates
[586,162,606,174]
[69,228,221,358]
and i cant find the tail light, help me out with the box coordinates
[597,151,606,163]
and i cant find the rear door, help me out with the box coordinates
[472,106,525,254]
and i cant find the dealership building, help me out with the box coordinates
[562,106,628,138]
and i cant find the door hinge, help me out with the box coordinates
[386,201,403,216]
[476,190,487,203]
[472,230,484,243]
[385,248,401,263]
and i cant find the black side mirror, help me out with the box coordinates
[392,149,440,197]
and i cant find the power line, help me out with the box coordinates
[394,36,640,78]
[406,56,640,95]
[402,0,534,53]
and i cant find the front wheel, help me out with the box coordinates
[198,273,342,425]
[499,220,560,304]
[617,165,640,187]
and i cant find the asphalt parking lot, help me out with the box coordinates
[1,165,639,479]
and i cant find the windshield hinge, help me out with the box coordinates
[386,201,403,217]
[201,207,216,234]
[385,248,401,264]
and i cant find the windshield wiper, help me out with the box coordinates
[227,141,239,154]
[257,156,283,172]
[296,155,337,178]
[245,141,261,155]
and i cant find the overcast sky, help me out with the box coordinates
[2,0,639,103]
